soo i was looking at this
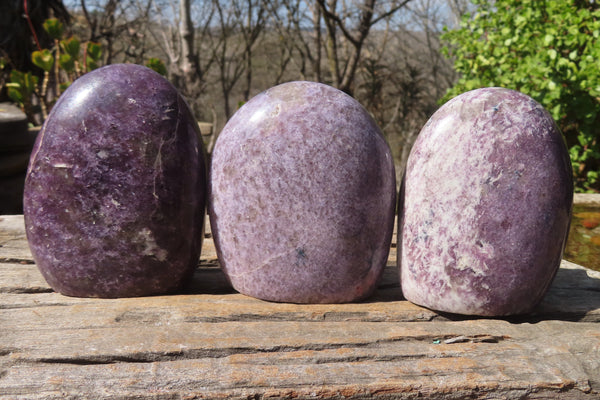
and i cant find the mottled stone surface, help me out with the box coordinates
[23,64,206,298]
[399,87,573,316]
[210,81,396,303]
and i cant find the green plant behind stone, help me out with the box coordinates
[7,18,103,124]
[146,58,167,76]
[6,70,38,119]
[442,0,600,193]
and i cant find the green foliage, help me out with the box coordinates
[61,37,81,60]
[31,49,54,72]
[58,53,75,74]
[442,0,600,192]
[42,18,64,41]
[86,42,102,71]
[6,18,106,123]
[4,17,167,125]
[146,58,167,76]
[6,70,38,110]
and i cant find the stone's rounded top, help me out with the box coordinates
[259,80,361,105]
[410,86,572,198]
[62,63,173,94]
[47,64,177,125]
[215,81,385,149]
[447,86,539,102]
[425,86,562,142]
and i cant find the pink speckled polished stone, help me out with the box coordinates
[399,87,573,316]
[24,64,206,298]
[209,81,396,303]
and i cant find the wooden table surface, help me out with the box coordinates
[1,214,599,399]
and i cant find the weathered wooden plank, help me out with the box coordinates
[0,215,31,263]
[533,261,600,322]
[2,260,599,322]
[1,319,598,399]
[0,288,436,326]
[574,193,600,206]
[1,214,600,399]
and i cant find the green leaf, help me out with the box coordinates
[23,71,38,93]
[43,18,63,40]
[32,49,54,72]
[569,50,578,60]
[61,37,81,59]
[86,42,102,61]
[59,82,71,92]
[7,70,38,105]
[6,83,24,103]
[59,53,75,73]
[145,58,167,76]
[86,59,100,71]
[551,103,562,121]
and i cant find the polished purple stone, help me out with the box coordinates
[24,64,206,298]
[399,87,573,316]
[209,81,396,303]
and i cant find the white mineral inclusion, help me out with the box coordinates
[138,227,168,262]
[403,100,496,313]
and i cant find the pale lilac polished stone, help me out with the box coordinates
[24,64,206,298]
[399,87,573,316]
[209,81,396,303]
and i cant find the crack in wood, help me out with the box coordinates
[0,258,35,265]
[30,334,508,367]
[0,302,73,310]
[184,311,438,323]
[0,287,54,295]
[0,348,18,357]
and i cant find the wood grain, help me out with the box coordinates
[1,215,599,399]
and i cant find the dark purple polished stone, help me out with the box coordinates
[398,87,573,316]
[23,64,206,298]
[209,81,396,303]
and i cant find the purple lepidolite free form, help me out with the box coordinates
[209,81,396,303]
[24,64,206,298]
[399,87,573,316]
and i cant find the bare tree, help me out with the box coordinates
[266,0,323,83]
[212,0,266,120]
[358,0,463,175]
[48,0,473,169]
[178,0,200,90]
[316,0,414,94]
[239,0,267,101]
[79,0,154,65]
[146,0,218,122]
